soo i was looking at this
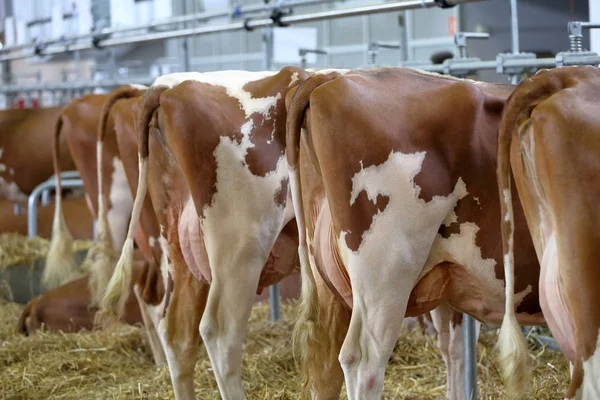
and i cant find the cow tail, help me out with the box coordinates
[496,69,568,398]
[96,85,166,328]
[44,114,78,289]
[86,85,147,306]
[287,73,347,397]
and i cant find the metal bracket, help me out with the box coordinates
[568,21,600,52]
[435,0,456,8]
[270,8,289,27]
[555,50,600,68]
[454,31,490,59]
[438,32,490,77]
[496,52,537,76]
[243,18,255,31]
[443,57,482,77]
[368,41,400,67]
[299,48,327,68]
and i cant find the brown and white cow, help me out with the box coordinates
[0,197,93,239]
[0,107,74,203]
[98,68,308,399]
[497,66,600,400]
[17,250,149,334]
[286,68,545,399]
[45,89,141,293]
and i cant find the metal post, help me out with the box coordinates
[463,314,478,400]
[509,0,520,84]
[263,21,280,321]
[182,0,192,72]
[41,189,51,205]
[264,26,274,70]
[269,284,281,321]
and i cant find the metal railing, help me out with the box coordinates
[0,0,482,62]
[27,172,84,237]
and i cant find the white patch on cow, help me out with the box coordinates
[503,189,512,222]
[0,164,6,172]
[313,68,351,76]
[0,177,27,202]
[288,72,299,87]
[427,221,532,309]
[107,157,134,250]
[337,151,530,321]
[151,71,280,118]
[338,151,466,278]
[129,83,148,90]
[158,228,172,285]
[149,237,157,248]
[8,168,14,176]
[580,329,600,399]
[443,206,458,226]
[266,124,276,145]
[473,196,481,207]
[199,111,290,279]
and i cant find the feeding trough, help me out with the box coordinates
[0,234,92,304]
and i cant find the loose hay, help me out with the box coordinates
[0,300,568,399]
[0,233,93,269]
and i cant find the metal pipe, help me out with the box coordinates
[0,77,155,93]
[0,53,597,94]
[0,0,485,62]
[463,314,478,400]
[28,178,84,237]
[509,0,520,84]
[510,0,519,54]
[41,189,51,206]
[269,284,281,321]
[0,0,336,56]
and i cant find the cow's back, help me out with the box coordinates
[0,107,73,200]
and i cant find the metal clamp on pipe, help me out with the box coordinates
[368,41,400,67]
[496,52,537,76]
[568,21,600,52]
[442,31,489,77]
[557,21,600,68]
[299,48,327,68]
[270,8,290,27]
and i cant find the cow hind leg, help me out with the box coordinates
[198,245,268,399]
[338,263,421,400]
[133,284,167,367]
[159,276,208,400]
[295,256,350,400]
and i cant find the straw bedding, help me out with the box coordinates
[0,298,569,400]
[0,233,93,269]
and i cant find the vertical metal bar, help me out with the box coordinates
[264,25,274,70]
[399,12,409,62]
[74,51,81,80]
[28,179,84,237]
[509,0,520,84]
[463,314,478,400]
[263,20,279,321]
[269,284,281,321]
[182,0,192,72]
[41,189,51,205]
[510,0,519,54]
